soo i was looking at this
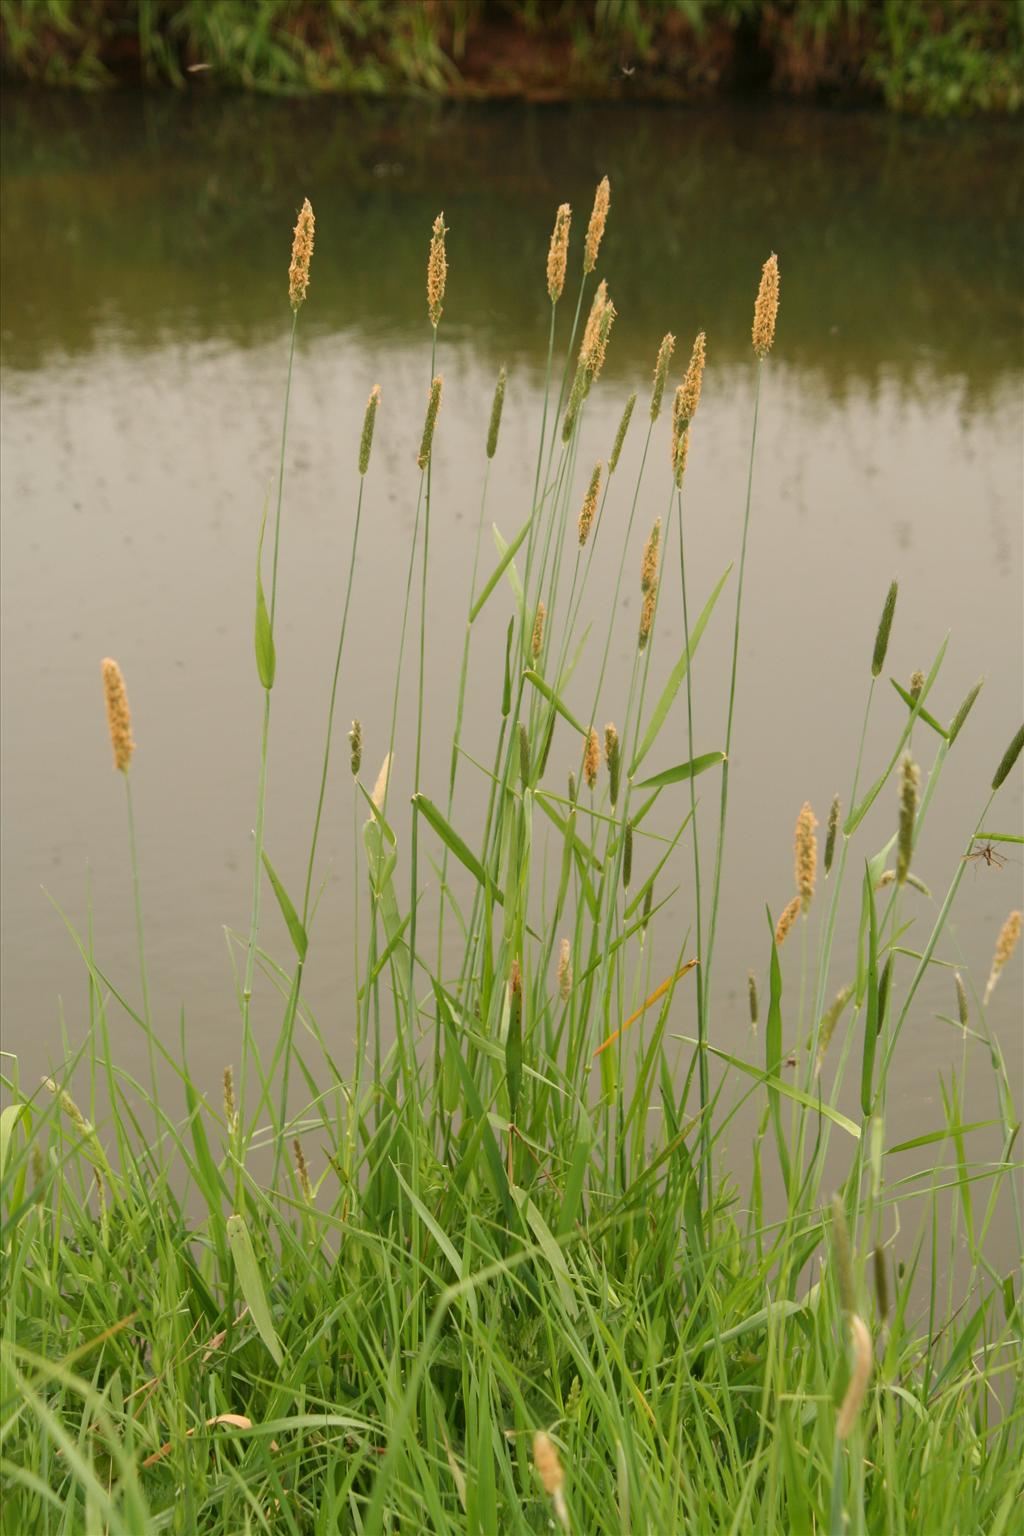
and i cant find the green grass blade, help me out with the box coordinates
[630,564,731,775]
[226,1212,284,1366]
[261,849,308,961]
[413,794,502,902]
[469,512,531,622]
[633,750,725,792]
[889,677,948,737]
[523,668,587,735]
[254,490,276,690]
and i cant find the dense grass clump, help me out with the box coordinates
[2,184,1022,1535]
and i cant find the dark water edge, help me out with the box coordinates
[2,91,1022,390]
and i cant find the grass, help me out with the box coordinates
[2,185,1023,1535]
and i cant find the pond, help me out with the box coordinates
[1,92,1021,1238]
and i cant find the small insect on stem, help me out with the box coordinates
[962,840,1007,871]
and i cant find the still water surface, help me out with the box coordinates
[1,96,1021,1222]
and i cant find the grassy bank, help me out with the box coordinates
[2,186,1023,1533]
[1,0,1022,115]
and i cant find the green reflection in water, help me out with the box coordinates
[2,91,1021,407]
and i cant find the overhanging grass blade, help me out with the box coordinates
[469,512,531,622]
[633,751,725,792]
[522,669,587,736]
[261,849,308,961]
[676,1036,861,1140]
[630,564,731,775]
[890,677,948,738]
[226,1213,283,1366]
[521,1197,578,1318]
[413,794,502,903]
[535,792,603,870]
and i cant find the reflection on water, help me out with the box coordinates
[1,96,1021,1239]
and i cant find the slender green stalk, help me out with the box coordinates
[237,311,298,1191]
[675,484,709,1196]
[302,478,366,923]
[699,362,762,1129]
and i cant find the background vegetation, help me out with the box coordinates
[1,0,1022,115]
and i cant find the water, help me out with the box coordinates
[2,95,1021,1226]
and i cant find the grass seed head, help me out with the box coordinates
[579,281,616,386]
[568,770,578,805]
[584,728,600,790]
[677,330,706,425]
[836,1314,873,1439]
[557,938,572,1001]
[775,895,801,945]
[991,723,1024,791]
[486,365,507,459]
[877,954,893,1028]
[223,1066,237,1132]
[532,1431,570,1531]
[547,202,571,302]
[908,668,925,700]
[584,174,610,273]
[795,801,818,912]
[824,793,841,874]
[371,753,391,811]
[288,197,315,311]
[830,1193,856,1315]
[896,754,919,884]
[622,820,633,889]
[947,677,983,745]
[42,1076,92,1139]
[417,374,443,470]
[649,332,675,422]
[578,461,602,547]
[873,1245,890,1323]
[359,385,381,476]
[518,721,531,787]
[101,658,134,773]
[532,1430,565,1494]
[640,517,661,593]
[604,722,620,806]
[752,251,779,359]
[748,971,758,1029]
[292,1138,312,1202]
[638,583,658,652]
[609,390,637,473]
[815,985,853,1078]
[427,211,447,327]
[871,580,898,677]
[671,402,691,488]
[531,600,547,660]
[984,909,1021,1003]
[349,719,362,777]
[563,287,614,440]
[580,281,608,368]
[955,971,969,1029]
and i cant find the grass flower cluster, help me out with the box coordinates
[2,185,1022,1536]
